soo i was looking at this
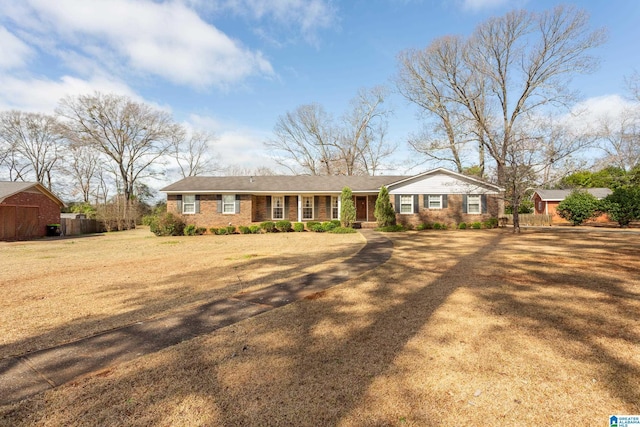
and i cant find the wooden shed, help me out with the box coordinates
[0,182,65,240]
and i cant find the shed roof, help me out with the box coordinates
[160,175,408,194]
[534,188,612,201]
[0,181,66,207]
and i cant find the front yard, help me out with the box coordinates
[1,227,639,426]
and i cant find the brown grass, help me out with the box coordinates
[1,228,639,426]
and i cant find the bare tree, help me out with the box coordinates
[57,92,179,228]
[596,109,640,172]
[64,143,102,203]
[0,111,63,189]
[171,128,221,177]
[397,5,606,231]
[265,87,395,176]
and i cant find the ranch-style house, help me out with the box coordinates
[160,168,505,228]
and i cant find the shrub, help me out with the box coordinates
[260,221,275,233]
[275,220,292,232]
[330,219,341,227]
[215,227,228,235]
[557,190,601,225]
[226,225,236,234]
[374,186,396,227]
[471,222,482,229]
[321,221,337,232]
[309,222,325,232]
[238,225,251,234]
[340,187,356,227]
[293,222,305,232]
[306,221,320,231]
[484,217,499,229]
[376,224,406,232]
[458,222,467,229]
[603,186,640,226]
[141,215,156,226]
[432,222,444,230]
[196,227,207,235]
[184,224,197,236]
[329,226,357,234]
[209,227,218,235]
[150,213,185,236]
[416,223,432,230]
[249,225,261,234]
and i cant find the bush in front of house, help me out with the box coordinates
[340,187,356,228]
[329,226,357,234]
[184,225,197,236]
[374,186,396,228]
[150,213,186,236]
[275,220,292,232]
[416,223,432,230]
[458,222,467,229]
[471,222,482,229]
[483,218,499,228]
[557,190,602,225]
[432,222,447,230]
[238,225,251,234]
[293,222,305,232]
[376,224,406,232]
[305,221,320,231]
[602,186,640,227]
[260,221,276,232]
[249,225,261,234]
[225,225,236,234]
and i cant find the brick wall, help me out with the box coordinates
[167,194,252,228]
[394,194,502,227]
[1,190,61,237]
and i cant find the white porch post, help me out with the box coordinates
[337,196,341,220]
[297,195,302,222]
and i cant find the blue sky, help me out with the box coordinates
[1,0,638,185]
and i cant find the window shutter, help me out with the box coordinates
[195,195,200,213]
[284,196,289,219]
[235,194,241,213]
[413,195,419,213]
[176,195,182,213]
[266,196,271,216]
[216,195,222,213]
[481,194,487,214]
[394,194,400,213]
[325,197,331,217]
[443,195,448,209]
[314,196,319,219]
[462,195,468,213]
[424,195,429,208]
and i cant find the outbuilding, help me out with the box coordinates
[0,182,65,240]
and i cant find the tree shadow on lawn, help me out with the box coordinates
[3,230,638,425]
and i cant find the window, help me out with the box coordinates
[331,196,339,220]
[272,196,284,220]
[302,196,314,220]
[222,195,236,214]
[428,195,442,209]
[467,195,481,214]
[400,195,413,214]
[183,194,196,214]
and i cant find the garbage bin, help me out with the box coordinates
[46,224,61,236]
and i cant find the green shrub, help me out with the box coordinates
[329,226,357,234]
[330,219,341,227]
[321,221,337,232]
[275,220,292,232]
[603,186,640,226]
[209,227,218,235]
[260,221,275,233]
[196,227,207,235]
[226,225,236,234]
[183,224,197,236]
[376,224,406,232]
[458,222,467,229]
[374,186,396,227]
[238,225,251,234]
[471,222,482,229]
[142,214,156,226]
[484,217,499,228]
[309,222,325,232]
[150,213,186,236]
[215,227,228,235]
[306,221,320,231]
[340,187,356,227]
[293,222,305,232]
[432,222,444,230]
[557,190,601,225]
[416,223,432,230]
[249,225,261,234]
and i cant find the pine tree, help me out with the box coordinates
[340,187,356,227]
[374,186,396,227]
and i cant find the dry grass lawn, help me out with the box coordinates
[1,227,639,426]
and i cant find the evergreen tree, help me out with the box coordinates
[374,186,396,227]
[340,187,356,227]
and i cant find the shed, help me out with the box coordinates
[532,188,612,223]
[0,182,65,240]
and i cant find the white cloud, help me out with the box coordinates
[0,26,32,69]
[460,0,512,12]
[565,94,636,133]
[1,0,274,88]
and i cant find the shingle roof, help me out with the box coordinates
[160,175,408,193]
[534,188,612,201]
[0,181,65,207]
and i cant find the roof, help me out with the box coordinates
[387,167,505,192]
[0,181,66,207]
[160,175,408,194]
[534,188,612,201]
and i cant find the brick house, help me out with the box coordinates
[532,188,612,224]
[0,182,65,240]
[160,168,504,228]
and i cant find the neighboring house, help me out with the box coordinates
[532,188,612,223]
[0,181,65,240]
[160,168,504,228]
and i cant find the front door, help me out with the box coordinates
[356,196,367,221]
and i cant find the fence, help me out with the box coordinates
[60,218,105,236]
[502,214,552,226]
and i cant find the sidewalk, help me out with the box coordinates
[0,230,393,405]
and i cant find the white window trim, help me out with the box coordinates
[331,196,340,220]
[272,195,284,220]
[183,194,196,214]
[222,194,236,214]
[467,194,481,214]
[400,195,413,214]
[302,196,314,220]
[428,195,442,210]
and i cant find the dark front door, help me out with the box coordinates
[356,196,367,221]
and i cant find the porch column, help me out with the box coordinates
[337,196,341,221]
[297,195,302,222]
